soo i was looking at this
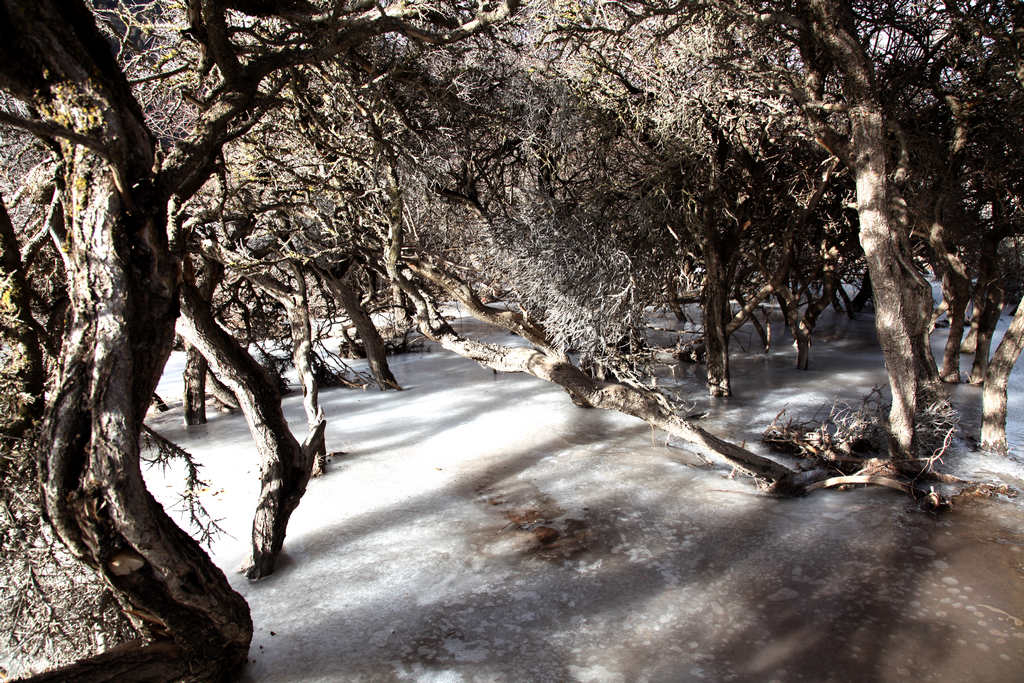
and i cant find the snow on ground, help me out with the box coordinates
[147,309,1024,682]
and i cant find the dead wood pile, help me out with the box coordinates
[762,387,1013,507]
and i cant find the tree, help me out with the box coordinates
[0,0,520,677]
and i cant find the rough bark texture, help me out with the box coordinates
[851,109,934,457]
[181,258,221,426]
[319,266,401,391]
[20,641,187,683]
[0,3,252,679]
[702,249,732,397]
[969,239,1005,384]
[178,282,311,580]
[938,269,970,383]
[248,265,328,477]
[805,0,936,457]
[980,292,1024,453]
[0,195,45,435]
[285,265,328,477]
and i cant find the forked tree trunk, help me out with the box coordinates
[246,265,329,477]
[178,282,312,579]
[283,264,328,477]
[319,266,401,391]
[775,265,838,372]
[981,292,1024,453]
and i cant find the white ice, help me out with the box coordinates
[144,307,1024,682]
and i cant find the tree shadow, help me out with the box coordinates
[229,407,1023,682]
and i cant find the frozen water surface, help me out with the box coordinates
[147,310,1024,682]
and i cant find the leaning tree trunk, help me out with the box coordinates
[181,258,222,426]
[981,292,1024,453]
[178,282,312,580]
[403,258,795,484]
[0,2,252,679]
[35,153,251,683]
[319,266,401,391]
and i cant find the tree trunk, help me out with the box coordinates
[206,370,240,411]
[0,195,45,435]
[851,107,935,458]
[703,249,731,397]
[850,270,872,313]
[319,266,401,391]
[177,282,311,580]
[403,258,794,482]
[969,239,1005,384]
[939,270,970,383]
[182,344,208,426]
[981,292,1024,453]
[1,3,252,678]
[181,257,222,426]
[35,151,251,683]
[285,264,328,477]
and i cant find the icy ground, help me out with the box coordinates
[147,310,1024,682]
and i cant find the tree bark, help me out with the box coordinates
[938,269,970,383]
[178,281,311,579]
[21,641,189,683]
[0,3,252,678]
[703,248,732,397]
[284,264,328,477]
[850,108,935,457]
[969,238,1005,384]
[850,270,872,313]
[801,0,936,457]
[206,369,240,411]
[0,195,45,436]
[246,264,329,477]
[981,292,1024,453]
[181,257,222,426]
[774,262,837,372]
[319,265,401,391]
